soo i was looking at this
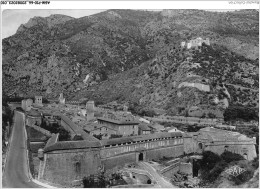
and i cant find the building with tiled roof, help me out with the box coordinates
[83,123,118,139]
[97,114,139,136]
[138,123,152,135]
[60,114,99,142]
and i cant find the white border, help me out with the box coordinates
[1,1,259,9]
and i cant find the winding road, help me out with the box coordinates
[139,162,175,188]
[2,111,42,188]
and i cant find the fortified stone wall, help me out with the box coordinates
[30,142,46,153]
[204,141,257,161]
[40,148,101,187]
[179,162,192,175]
[60,119,76,135]
[146,145,183,160]
[40,133,185,186]
[101,144,184,172]
[100,138,184,159]
[27,124,52,137]
[101,152,136,170]
[183,136,198,154]
[160,161,180,178]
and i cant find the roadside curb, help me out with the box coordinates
[2,112,16,175]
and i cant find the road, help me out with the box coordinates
[2,111,42,188]
[139,162,176,188]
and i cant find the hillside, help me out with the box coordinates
[2,9,259,114]
[74,42,258,115]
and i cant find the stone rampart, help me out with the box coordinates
[160,161,180,178]
[179,162,192,175]
[39,148,101,187]
[27,124,52,137]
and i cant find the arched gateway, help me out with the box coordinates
[139,153,144,161]
[136,148,146,162]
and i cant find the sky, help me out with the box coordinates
[2,9,238,39]
[2,9,106,39]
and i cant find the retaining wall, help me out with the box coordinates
[179,162,192,175]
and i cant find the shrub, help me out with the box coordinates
[42,98,49,103]
[208,112,216,118]
[206,160,228,182]
[93,134,103,140]
[83,175,100,188]
[187,125,201,132]
[224,106,258,122]
[201,112,206,118]
[82,172,113,188]
[58,128,71,141]
[221,151,245,163]
[40,121,71,141]
[110,134,123,139]
[201,151,222,170]
[251,156,259,169]
[231,169,254,185]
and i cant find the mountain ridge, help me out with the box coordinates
[2,9,259,115]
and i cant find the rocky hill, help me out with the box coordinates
[2,9,259,115]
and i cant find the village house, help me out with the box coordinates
[35,96,43,106]
[181,37,210,49]
[84,123,118,139]
[138,123,152,135]
[97,116,139,136]
[165,126,183,133]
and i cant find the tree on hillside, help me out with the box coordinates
[224,106,258,121]
[201,151,222,170]
[220,151,244,163]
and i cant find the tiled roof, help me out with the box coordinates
[45,134,59,149]
[27,109,41,117]
[165,127,177,131]
[84,123,117,132]
[138,123,152,131]
[100,132,183,146]
[97,117,139,125]
[60,114,99,142]
[43,131,183,152]
[44,140,101,152]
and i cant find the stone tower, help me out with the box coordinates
[59,93,65,104]
[35,96,42,105]
[86,101,95,121]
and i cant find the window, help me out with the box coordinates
[224,145,229,151]
[75,162,81,174]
